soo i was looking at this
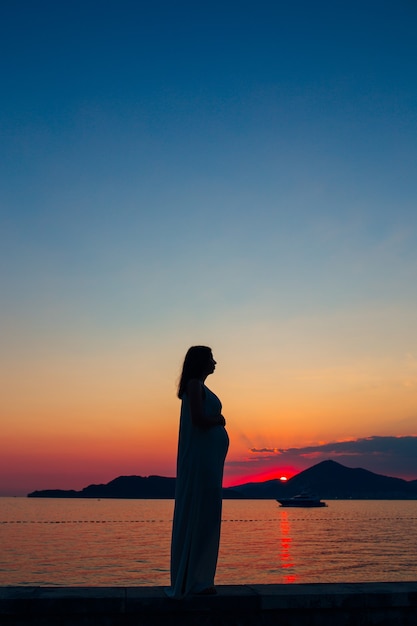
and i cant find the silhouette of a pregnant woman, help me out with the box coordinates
[167,346,229,598]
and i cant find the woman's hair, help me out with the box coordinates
[177,346,213,398]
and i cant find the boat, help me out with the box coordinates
[277,491,327,508]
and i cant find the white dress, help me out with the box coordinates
[168,384,229,598]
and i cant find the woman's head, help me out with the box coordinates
[177,346,216,398]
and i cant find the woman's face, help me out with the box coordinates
[204,353,217,376]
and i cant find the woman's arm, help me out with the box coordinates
[186,379,226,428]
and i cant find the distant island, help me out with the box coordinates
[27,460,417,500]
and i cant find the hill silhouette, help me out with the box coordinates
[232,460,417,499]
[28,475,176,499]
[27,460,417,499]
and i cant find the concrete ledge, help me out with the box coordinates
[1,583,417,625]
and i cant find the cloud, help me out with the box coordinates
[283,436,417,457]
[231,435,417,480]
[250,447,281,454]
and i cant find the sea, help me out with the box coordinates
[1,498,417,587]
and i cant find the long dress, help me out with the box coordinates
[168,384,229,598]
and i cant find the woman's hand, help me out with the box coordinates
[187,379,226,428]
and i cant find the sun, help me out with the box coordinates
[279,476,288,482]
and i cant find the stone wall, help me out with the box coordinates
[1,582,417,625]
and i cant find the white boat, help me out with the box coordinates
[277,491,327,508]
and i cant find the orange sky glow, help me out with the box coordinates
[2,332,416,495]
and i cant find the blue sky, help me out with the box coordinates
[1,1,417,493]
[3,1,416,336]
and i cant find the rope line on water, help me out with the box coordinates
[2,517,417,524]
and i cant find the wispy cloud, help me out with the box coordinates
[228,436,417,480]
[250,447,281,454]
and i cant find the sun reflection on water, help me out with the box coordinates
[278,510,299,583]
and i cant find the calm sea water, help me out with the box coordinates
[1,498,417,586]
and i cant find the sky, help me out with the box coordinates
[1,0,417,496]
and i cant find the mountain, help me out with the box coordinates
[28,475,177,499]
[232,460,417,499]
[27,460,417,499]
[27,474,242,499]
